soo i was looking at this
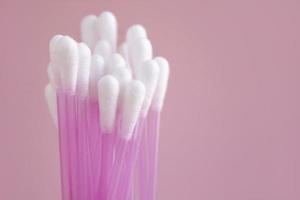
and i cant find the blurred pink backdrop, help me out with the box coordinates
[0,0,299,199]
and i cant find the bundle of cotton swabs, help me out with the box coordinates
[44,11,169,200]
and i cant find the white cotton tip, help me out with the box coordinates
[80,15,98,49]
[106,53,126,74]
[51,36,79,92]
[110,65,132,86]
[47,63,61,89]
[49,35,63,89]
[96,11,117,51]
[137,60,160,116]
[98,75,120,133]
[110,65,132,106]
[76,43,91,97]
[89,55,105,102]
[94,40,112,61]
[126,25,147,44]
[118,42,129,65]
[49,35,63,58]
[128,38,153,77]
[121,80,146,140]
[44,84,58,127]
[152,57,170,111]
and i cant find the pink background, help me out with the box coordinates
[0,0,299,199]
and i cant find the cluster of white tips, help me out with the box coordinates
[45,11,169,139]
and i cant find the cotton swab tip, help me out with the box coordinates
[89,55,105,102]
[96,11,117,51]
[94,40,112,61]
[110,65,132,107]
[138,60,160,116]
[126,25,147,43]
[98,75,120,133]
[51,36,79,92]
[106,53,126,74]
[44,84,57,127]
[152,57,170,111]
[47,63,61,89]
[76,42,91,97]
[121,80,146,140]
[49,35,63,57]
[110,65,132,86]
[129,38,153,76]
[80,15,98,49]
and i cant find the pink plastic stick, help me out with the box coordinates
[77,97,93,200]
[107,138,128,200]
[147,110,160,200]
[86,101,102,198]
[57,92,71,200]
[136,116,149,200]
[97,132,115,200]
[67,94,80,200]
[57,92,81,200]
[108,118,144,200]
